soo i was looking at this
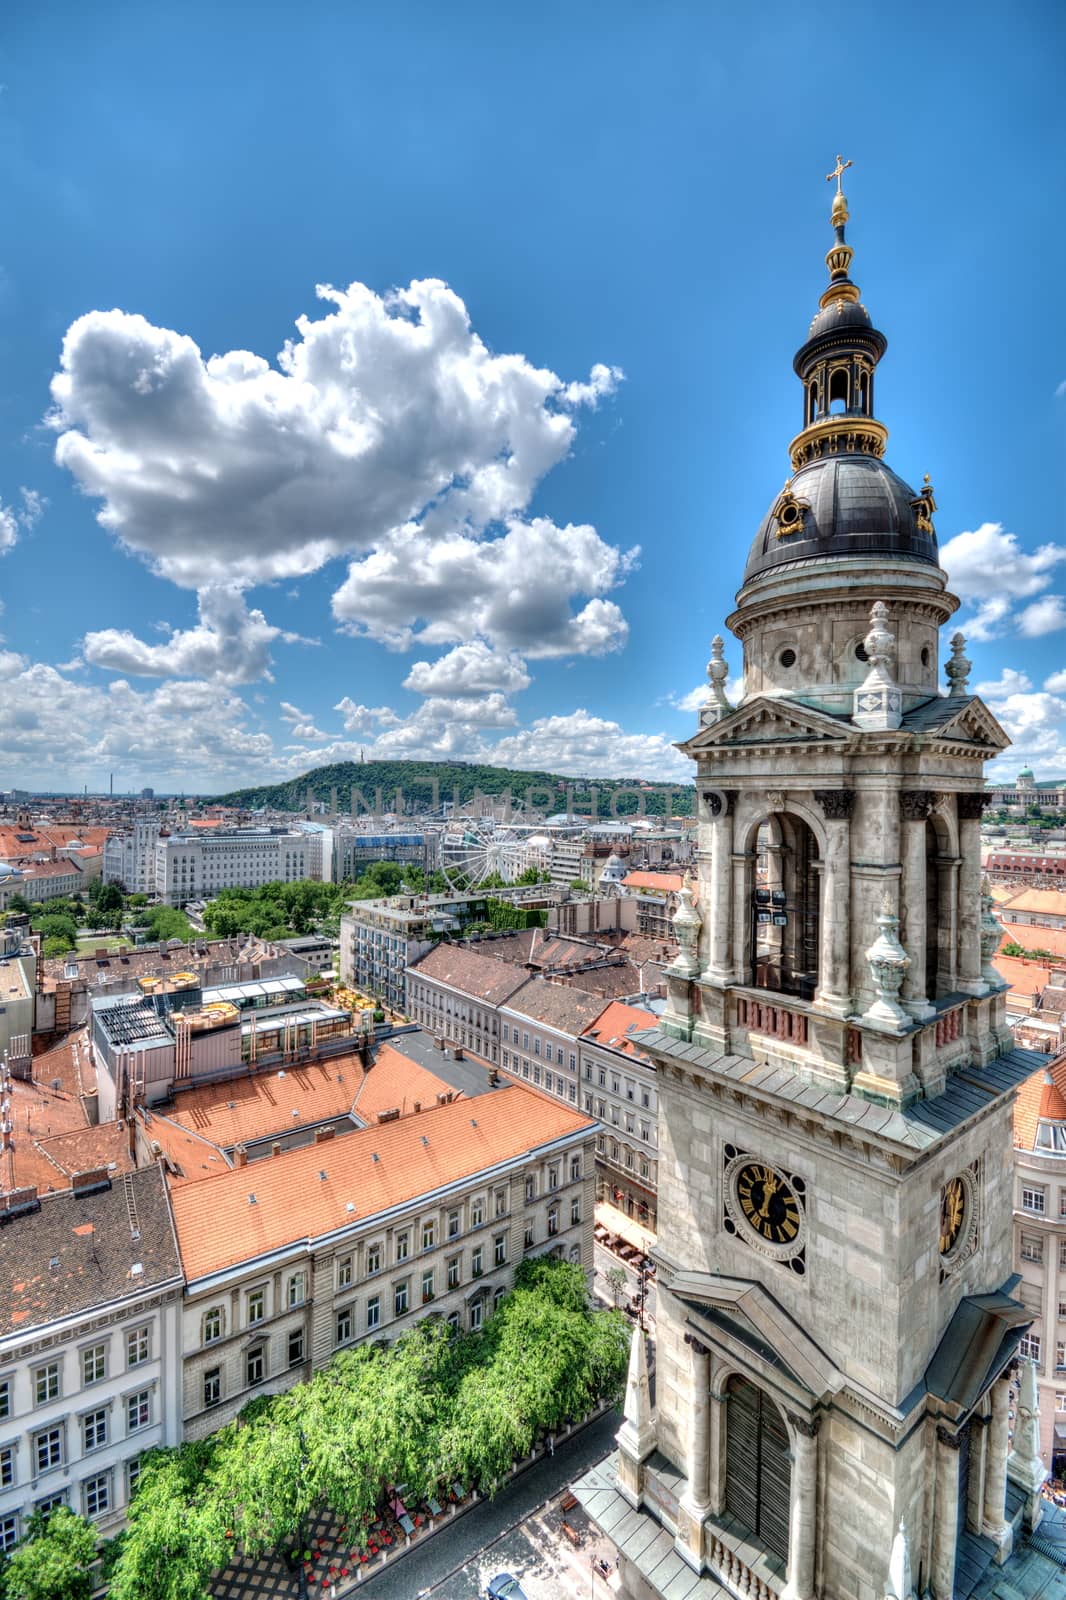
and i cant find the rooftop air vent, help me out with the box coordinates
[248,1193,257,1205]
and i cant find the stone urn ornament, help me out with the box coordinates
[862,897,911,1032]
[853,600,903,732]
[669,881,702,978]
[700,635,734,727]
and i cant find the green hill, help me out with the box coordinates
[214,759,693,819]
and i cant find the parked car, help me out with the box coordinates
[486,1576,529,1599]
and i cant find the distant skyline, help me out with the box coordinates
[1,1,1064,792]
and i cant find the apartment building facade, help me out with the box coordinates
[577,1000,659,1230]
[1013,1059,1066,1476]
[0,1169,183,1552]
[498,979,605,1108]
[170,1086,595,1438]
[154,828,311,906]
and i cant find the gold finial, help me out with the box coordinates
[826,153,853,195]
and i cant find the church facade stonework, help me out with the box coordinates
[574,166,1053,1600]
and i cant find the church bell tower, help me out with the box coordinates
[574,163,1048,1600]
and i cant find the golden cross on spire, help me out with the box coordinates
[826,154,853,194]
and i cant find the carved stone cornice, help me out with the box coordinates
[957,792,991,821]
[900,790,938,822]
[786,1410,822,1438]
[684,1332,712,1358]
[813,789,854,820]
[969,1412,991,1430]
[936,1423,963,1450]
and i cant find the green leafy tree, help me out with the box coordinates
[604,1264,628,1309]
[5,893,30,914]
[35,913,78,950]
[2,1506,98,1600]
[516,866,546,886]
[42,935,74,959]
[96,882,124,916]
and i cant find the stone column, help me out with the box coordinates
[957,794,987,995]
[814,793,853,1017]
[782,1413,819,1600]
[676,1334,713,1572]
[732,846,754,990]
[708,1389,726,1516]
[703,793,735,986]
[899,792,937,1020]
[982,1375,1013,1559]
[931,1424,962,1600]
[936,855,961,994]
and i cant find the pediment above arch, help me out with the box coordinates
[679,695,853,755]
[901,694,1010,753]
[666,1267,846,1403]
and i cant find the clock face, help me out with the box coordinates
[735,1162,801,1247]
[940,1175,967,1256]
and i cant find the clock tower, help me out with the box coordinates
[575,165,1051,1600]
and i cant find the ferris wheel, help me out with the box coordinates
[438,818,524,892]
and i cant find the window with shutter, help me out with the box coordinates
[724,1377,791,1563]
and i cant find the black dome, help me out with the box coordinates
[805,297,874,341]
[742,454,940,586]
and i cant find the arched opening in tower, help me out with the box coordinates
[750,813,820,1002]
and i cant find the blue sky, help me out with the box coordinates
[1,0,1064,793]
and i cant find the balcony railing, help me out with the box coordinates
[734,995,809,1046]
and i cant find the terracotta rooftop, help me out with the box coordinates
[1,1032,114,1193]
[994,954,1054,1004]
[621,871,685,894]
[1,1165,181,1337]
[580,1000,660,1058]
[0,824,110,861]
[409,942,531,1004]
[169,1084,593,1281]
[32,1123,136,1184]
[1001,888,1066,917]
[999,924,1066,960]
[164,1057,366,1148]
[1014,1058,1066,1150]
[145,1041,463,1184]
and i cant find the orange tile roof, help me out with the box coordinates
[33,1123,136,1183]
[1015,1057,1066,1149]
[158,1044,455,1154]
[353,1042,458,1119]
[169,1084,593,1281]
[580,999,659,1057]
[1000,924,1066,961]
[994,954,1053,1002]
[1001,888,1066,916]
[621,871,685,893]
[0,825,110,860]
[165,1058,366,1148]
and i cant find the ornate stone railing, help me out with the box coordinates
[934,1006,965,1047]
[707,1529,783,1600]
[734,994,809,1046]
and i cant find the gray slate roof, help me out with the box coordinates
[633,1028,1045,1153]
[0,1165,181,1338]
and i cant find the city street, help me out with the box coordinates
[592,1239,657,1333]
[354,1407,621,1600]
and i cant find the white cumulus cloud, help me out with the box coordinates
[402,640,531,697]
[973,668,1033,698]
[0,486,45,554]
[332,517,635,655]
[333,698,402,735]
[492,709,691,781]
[82,586,309,683]
[49,280,624,614]
[279,702,329,741]
[940,522,1066,641]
